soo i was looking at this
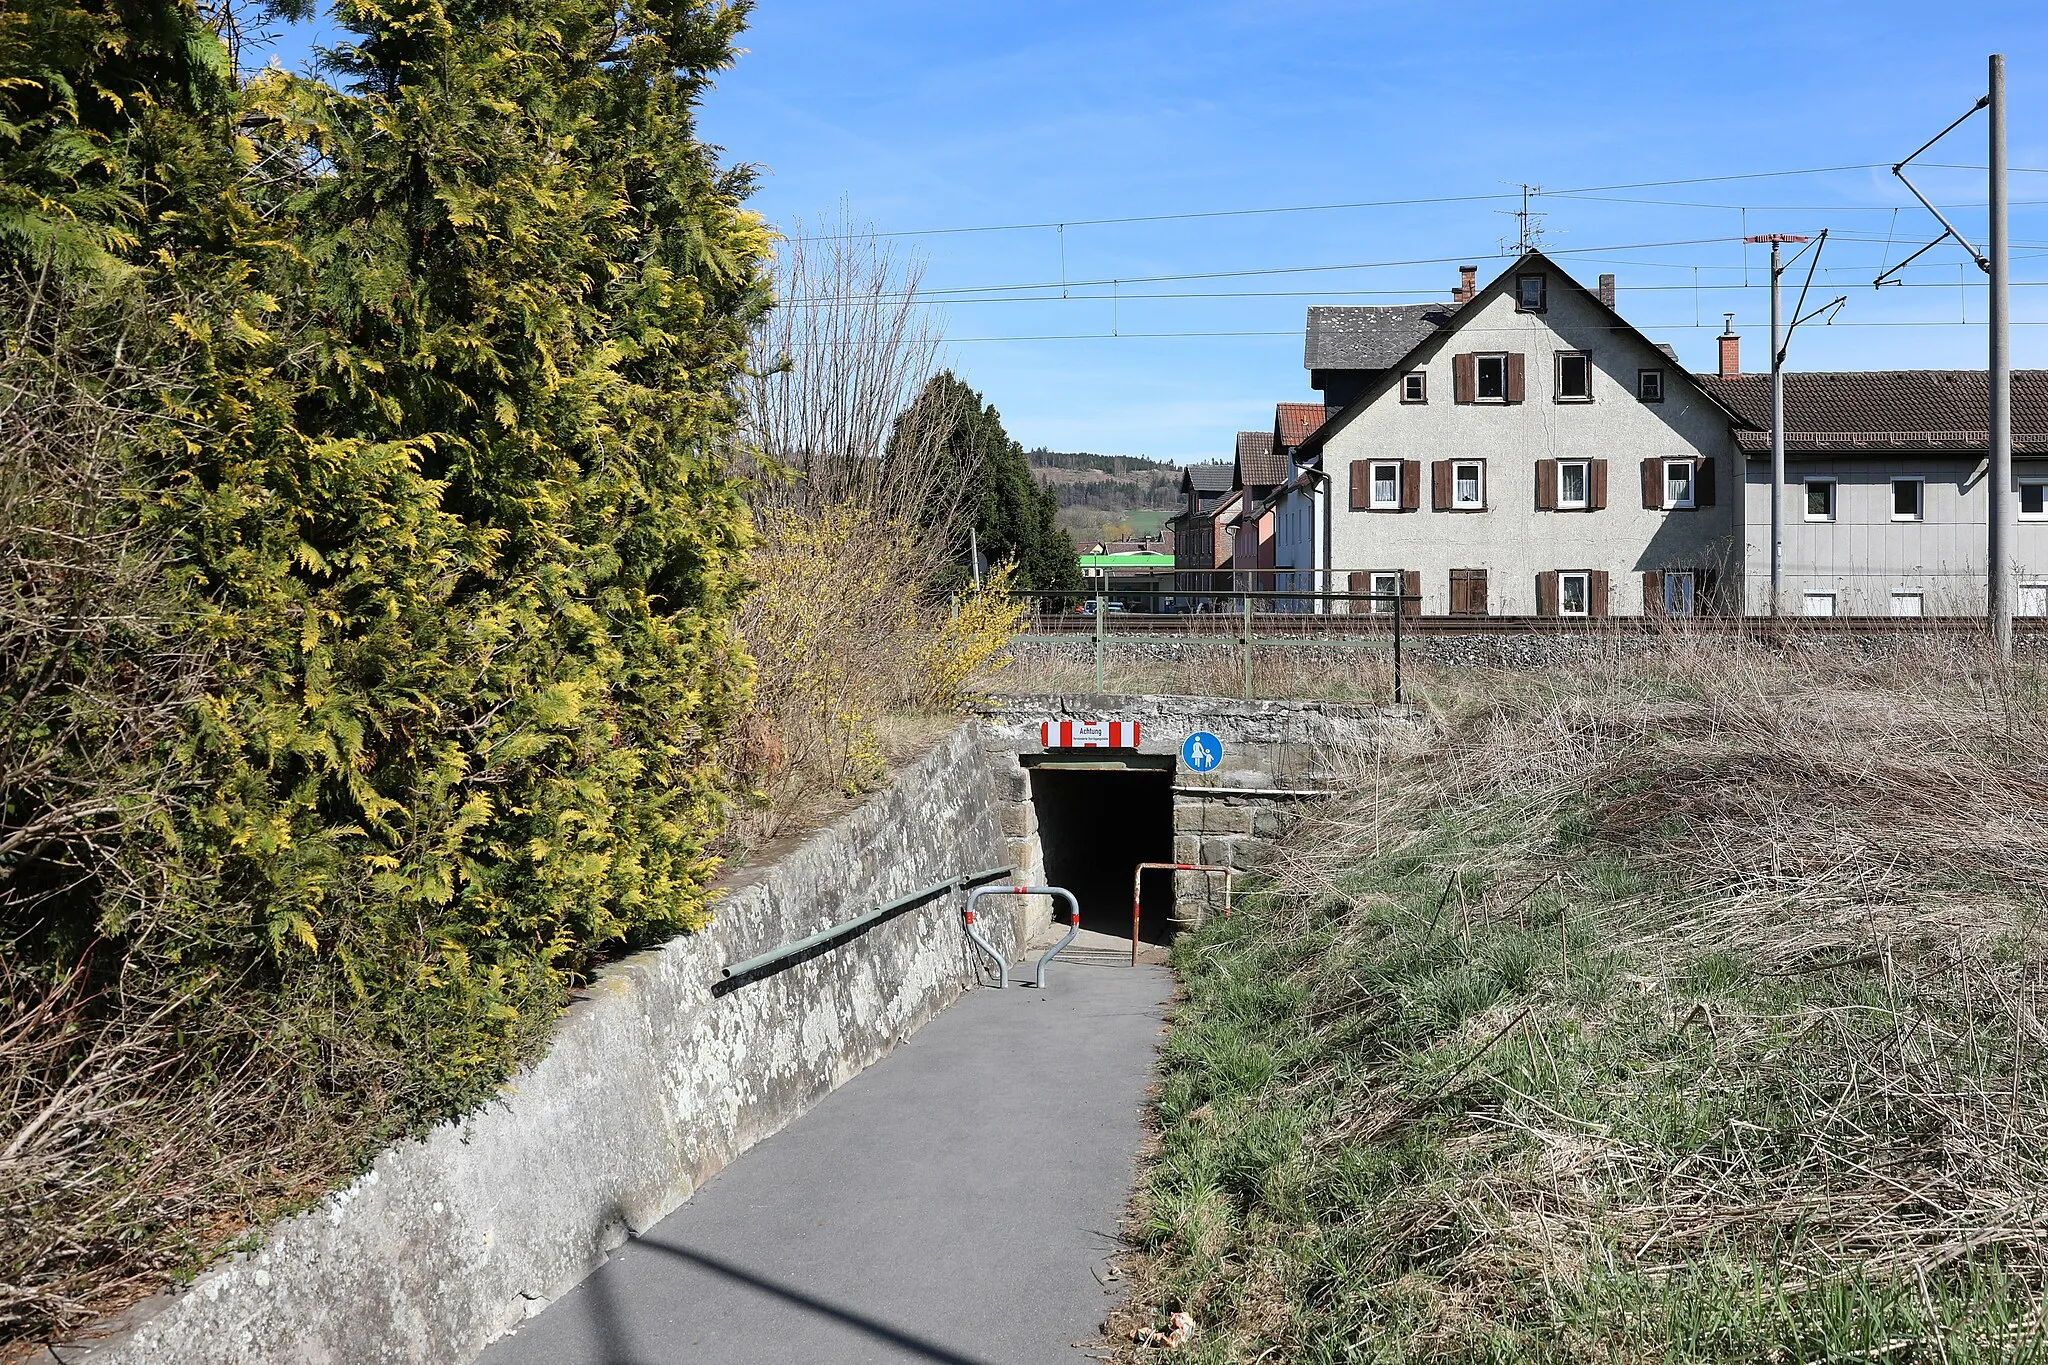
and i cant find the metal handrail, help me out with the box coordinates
[1131,863,1233,966]
[721,865,1013,982]
[963,884,1082,990]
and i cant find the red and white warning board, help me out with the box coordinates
[1040,719,1141,749]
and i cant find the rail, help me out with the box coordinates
[1131,862,1233,966]
[962,884,1082,990]
[721,865,1014,983]
[1006,579,2048,704]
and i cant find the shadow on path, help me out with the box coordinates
[625,1240,996,1365]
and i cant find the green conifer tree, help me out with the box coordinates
[162,0,772,1088]
[893,371,1081,599]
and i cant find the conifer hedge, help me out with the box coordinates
[3,0,768,1333]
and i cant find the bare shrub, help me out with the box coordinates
[742,212,966,531]
[726,219,1017,845]
[0,264,209,932]
[0,265,236,1345]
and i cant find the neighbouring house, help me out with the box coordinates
[1696,356,2048,617]
[1079,546,1176,607]
[1229,424,1297,597]
[1293,251,1742,618]
[1169,460,1236,599]
[1246,405,1328,606]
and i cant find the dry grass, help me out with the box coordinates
[1117,633,2048,1362]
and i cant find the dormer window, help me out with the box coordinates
[1516,274,1547,312]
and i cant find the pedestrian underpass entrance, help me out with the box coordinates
[1022,754,1176,943]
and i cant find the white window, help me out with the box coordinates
[1370,461,1401,510]
[1663,459,1696,510]
[1475,354,1509,401]
[1804,477,1837,522]
[1559,572,1591,617]
[1891,477,1924,522]
[1637,369,1665,402]
[1890,591,1924,617]
[1803,591,1837,618]
[1555,352,1592,401]
[1369,570,1401,616]
[1516,274,1547,312]
[1452,460,1485,509]
[2022,583,2048,617]
[1558,460,1591,510]
[1401,371,1427,403]
[1664,571,1697,617]
[2021,480,2048,519]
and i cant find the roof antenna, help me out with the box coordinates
[1495,183,1546,254]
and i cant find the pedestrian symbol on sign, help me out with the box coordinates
[1181,731,1224,773]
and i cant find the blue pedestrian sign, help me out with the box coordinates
[1181,731,1224,773]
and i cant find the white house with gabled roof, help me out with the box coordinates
[1292,251,1743,618]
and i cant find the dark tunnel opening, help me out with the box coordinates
[1025,759,1176,943]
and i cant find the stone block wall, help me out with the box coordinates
[976,693,1421,930]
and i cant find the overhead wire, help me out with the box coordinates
[813,163,2048,241]
[776,319,2048,346]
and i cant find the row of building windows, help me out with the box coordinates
[1353,568,1703,618]
[1400,356,1665,405]
[1801,476,2048,523]
[1352,458,1706,512]
[1797,586,2048,617]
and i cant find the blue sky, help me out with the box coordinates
[265,2,2048,462]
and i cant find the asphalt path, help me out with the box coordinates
[479,935,1171,1365]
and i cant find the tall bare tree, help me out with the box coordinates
[743,214,972,541]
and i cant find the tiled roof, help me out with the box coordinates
[1236,429,1288,487]
[1182,460,1235,494]
[1273,403,1329,450]
[1696,371,2048,454]
[1303,303,1460,371]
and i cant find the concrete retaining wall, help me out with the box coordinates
[52,723,1022,1365]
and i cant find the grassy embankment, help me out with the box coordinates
[1118,637,2048,1362]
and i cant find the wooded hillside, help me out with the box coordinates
[1025,448,1183,540]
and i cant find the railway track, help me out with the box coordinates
[1024,613,2043,636]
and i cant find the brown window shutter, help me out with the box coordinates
[1590,570,1610,618]
[1347,571,1368,594]
[1505,352,1526,403]
[1643,570,1664,616]
[1698,565,1718,614]
[1536,459,1558,510]
[1696,456,1717,506]
[1641,458,1661,509]
[1431,460,1451,511]
[1536,571,1559,617]
[1401,569,1421,616]
[1590,459,1609,510]
[1453,353,1476,404]
[1349,460,1368,510]
[1400,459,1421,510]
[1450,568,1488,616]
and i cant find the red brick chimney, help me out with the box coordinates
[1452,265,1477,304]
[1717,314,1740,377]
[1598,273,1616,309]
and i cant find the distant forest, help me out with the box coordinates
[1025,449,1184,539]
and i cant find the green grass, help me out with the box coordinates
[1124,799,2048,1362]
